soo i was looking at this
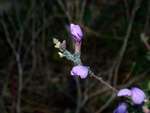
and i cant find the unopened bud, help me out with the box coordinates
[53,38,59,44]
[55,42,61,48]
[58,52,65,58]
[70,23,83,42]
[62,40,66,49]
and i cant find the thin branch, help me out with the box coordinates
[75,77,82,113]
[91,73,118,92]
[95,93,116,113]
[113,0,142,87]
[117,68,150,88]
[57,0,71,22]
[80,24,123,41]
[75,0,79,21]
[79,0,87,23]
[123,62,136,83]
[1,18,16,55]
[81,87,108,107]
[144,0,150,34]
[81,68,150,108]
[13,2,24,113]
[123,0,130,20]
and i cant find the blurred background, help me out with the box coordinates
[0,0,150,113]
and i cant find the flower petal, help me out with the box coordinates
[71,70,77,76]
[113,103,128,113]
[75,25,83,38]
[78,66,88,79]
[70,23,83,42]
[131,87,146,104]
[117,89,132,97]
[70,66,88,79]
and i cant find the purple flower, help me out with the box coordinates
[71,66,88,79]
[118,87,146,105]
[113,103,128,113]
[70,23,83,42]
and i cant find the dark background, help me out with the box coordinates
[0,0,150,113]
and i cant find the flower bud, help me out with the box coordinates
[55,42,61,48]
[53,38,59,44]
[70,23,83,42]
[58,52,65,58]
[71,66,88,79]
[62,40,66,49]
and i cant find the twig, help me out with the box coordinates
[79,0,87,23]
[14,1,24,113]
[113,0,142,87]
[24,12,37,86]
[123,62,136,83]
[95,93,116,113]
[108,58,118,84]
[81,87,108,107]
[81,68,150,108]
[117,68,150,88]
[75,77,82,113]
[1,2,24,112]
[144,0,150,34]
[75,0,79,21]
[2,18,23,113]
[80,24,123,41]
[57,0,71,22]
[91,73,118,92]
[75,38,82,113]
[1,18,16,55]
[123,0,130,20]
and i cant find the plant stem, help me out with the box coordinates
[90,73,118,93]
[75,41,81,54]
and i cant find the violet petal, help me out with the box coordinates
[117,89,132,97]
[70,66,88,79]
[113,103,128,113]
[131,87,146,104]
[70,23,83,42]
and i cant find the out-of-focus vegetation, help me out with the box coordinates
[0,0,150,113]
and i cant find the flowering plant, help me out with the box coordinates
[53,23,150,113]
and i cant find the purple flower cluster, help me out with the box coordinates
[69,23,148,112]
[114,87,146,113]
[118,87,146,104]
